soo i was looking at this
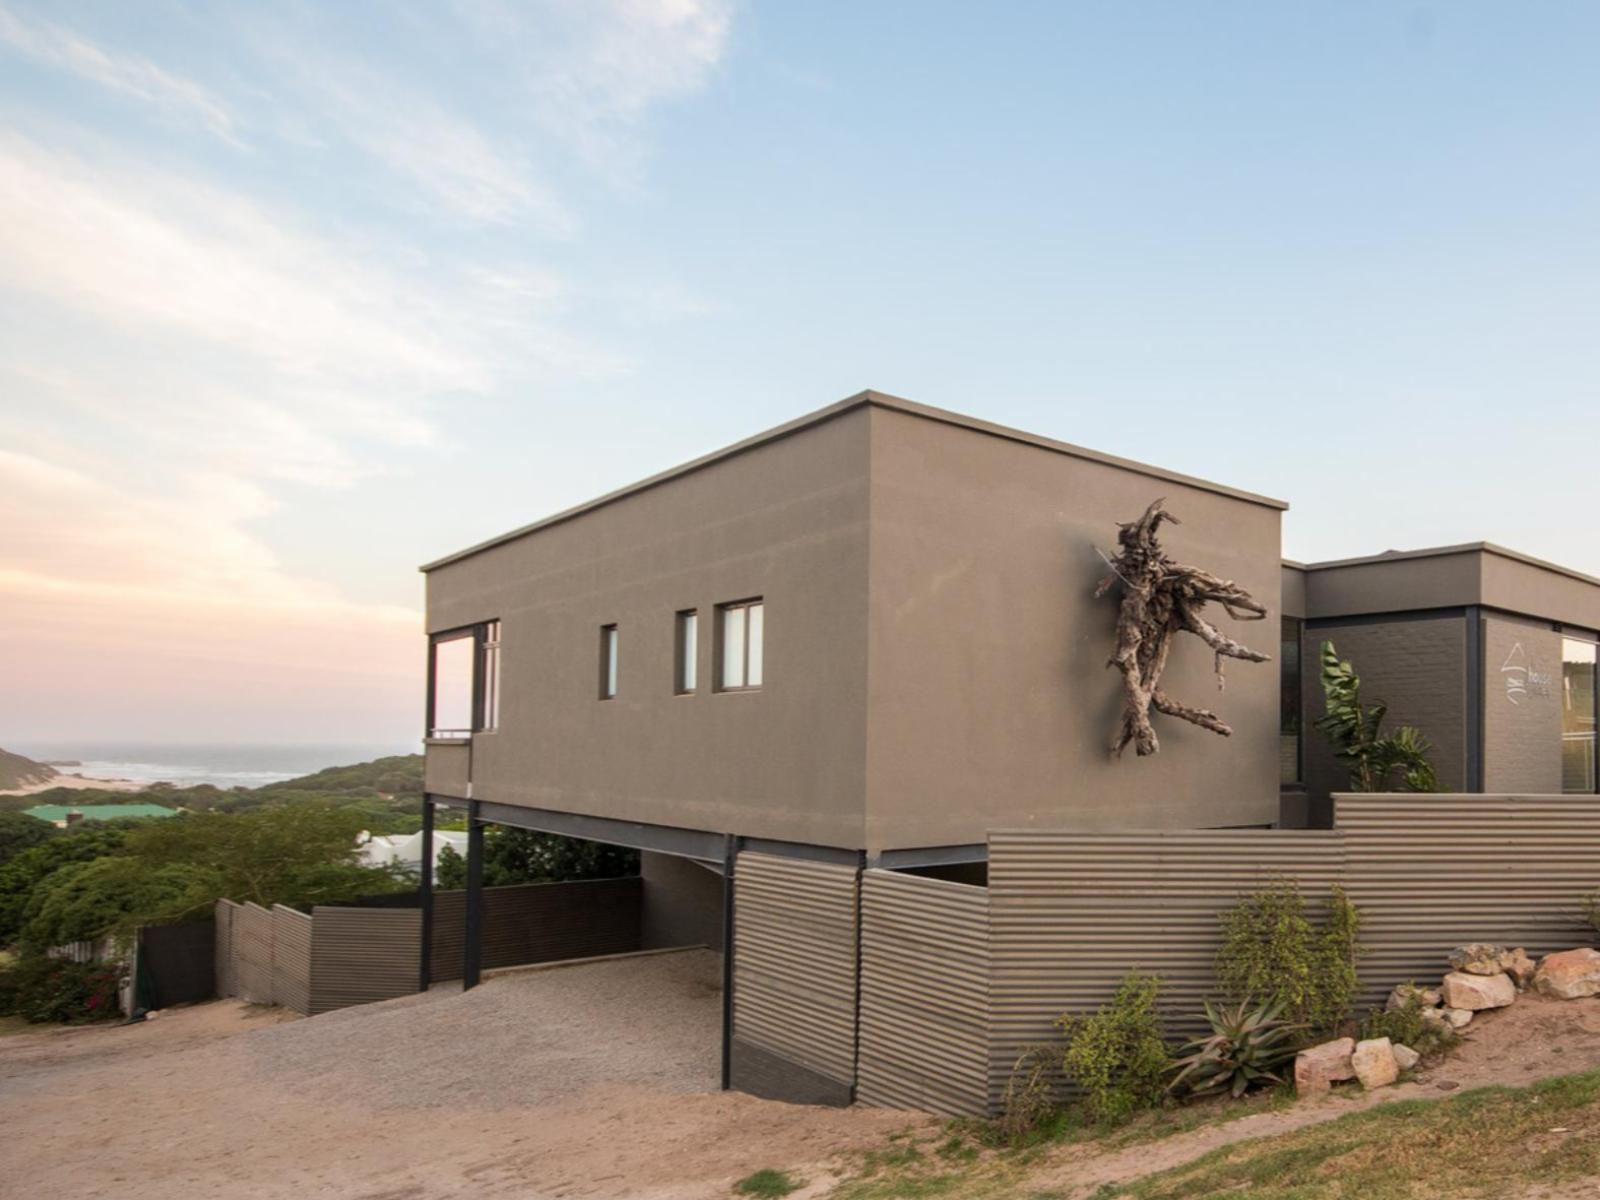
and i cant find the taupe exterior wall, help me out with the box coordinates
[865,405,1283,846]
[640,851,723,950]
[426,408,871,847]
[1301,617,1470,809]
[1483,615,1566,794]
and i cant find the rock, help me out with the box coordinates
[1387,983,1443,1011]
[1295,1037,1356,1095]
[1534,948,1600,1000]
[1449,943,1511,976]
[1441,971,1516,1011]
[1352,1038,1400,1089]
[1503,947,1538,989]
[1392,1043,1421,1071]
[1444,1007,1474,1029]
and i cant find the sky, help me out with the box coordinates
[1,2,1597,746]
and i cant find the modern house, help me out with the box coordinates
[419,390,1600,1104]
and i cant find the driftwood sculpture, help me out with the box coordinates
[1095,499,1270,757]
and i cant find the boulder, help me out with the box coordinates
[1449,943,1510,976]
[1392,1043,1421,1071]
[1387,983,1443,1011]
[1503,947,1537,989]
[1295,1037,1356,1095]
[1441,971,1516,1011]
[1533,948,1600,1000]
[1352,1038,1400,1089]
[1444,1007,1474,1030]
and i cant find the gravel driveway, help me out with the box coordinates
[0,948,919,1199]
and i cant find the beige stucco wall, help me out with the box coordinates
[425,407,872,848]
[862,406,1283,848]
[1483,614,1565,794]
[1301,617,1469,815]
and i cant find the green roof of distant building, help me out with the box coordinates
[22,803,177,824]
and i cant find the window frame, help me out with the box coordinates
[715,597,764,693]
[1561,634,1598,795]
[599,623,619,700]
[427,621,498,739]
[675,609,698,695]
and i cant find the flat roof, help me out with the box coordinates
[1292,542,1600,590]
[421,390,1289,573]
[23,803,176,822]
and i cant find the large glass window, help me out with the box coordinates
[1563,637,1598,794]
[718,598,764,691]
[1280,618,1303,786]
[429,631,475,738]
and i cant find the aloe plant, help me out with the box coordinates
[1167,997,1305,1100]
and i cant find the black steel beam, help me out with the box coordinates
[475,800,728,861]
[463,800,484,991]
[869,842,988,870]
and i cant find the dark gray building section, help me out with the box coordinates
[1284,545,1600,823]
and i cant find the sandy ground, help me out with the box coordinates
[0,949,919,1200]
[1023,992,1600,1198]
[0,772,144,796]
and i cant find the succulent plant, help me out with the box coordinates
[1167,996,1306,1100]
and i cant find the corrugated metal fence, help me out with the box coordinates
[308,907,421,1014]
[857,869,989,1117]
[271,904,313,1014]
[429,877,642,982]
[1340,794,1600,1004]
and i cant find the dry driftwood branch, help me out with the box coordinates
[1095,499,1269,757]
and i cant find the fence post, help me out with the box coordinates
[463,800,484,990]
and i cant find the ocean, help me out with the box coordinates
[10,742,422,790]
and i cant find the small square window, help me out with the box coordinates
[600,624,618,699]
[717,599,763,691]
[675,610,698,694]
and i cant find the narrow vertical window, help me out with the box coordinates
[717,598,764,691]
[481,620,501,731]
[1279,617,1302,786]
[600,624,619,699]
[676,610,698,694]
[1563,637,1597,794]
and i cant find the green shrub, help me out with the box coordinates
[1216,880,1361,1035]
[0,954,122,1024]
[1168,996,1305,1101]
[997,1044,1058,1144]
[1056,972,1171,1124]
[1358,989,1458,1061]
[733,1169,801,1198]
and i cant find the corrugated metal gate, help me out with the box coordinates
[271,905,313,1014]
[857,870,989,1117]
[731,852,860,1104]
[234,902,276,1005]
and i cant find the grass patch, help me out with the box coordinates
[1096,1068,1600,1199]
[733,1168,802,1198]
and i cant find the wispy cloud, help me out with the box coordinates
[0,5,241,146]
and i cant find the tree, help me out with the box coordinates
[0,811,56,870]
[0,825,132,944]
[18,857,219,951]
[435,828,639,889]
[1096,499,1271,757]
[124,804,410,908]
[1314,640,1440,792]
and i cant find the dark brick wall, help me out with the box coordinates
[1303,617,1468,822]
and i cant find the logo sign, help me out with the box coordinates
[1502,642,1554,706]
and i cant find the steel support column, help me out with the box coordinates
[720,832,737,1091]
[463,800,484,990]
[418,797,435,991]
